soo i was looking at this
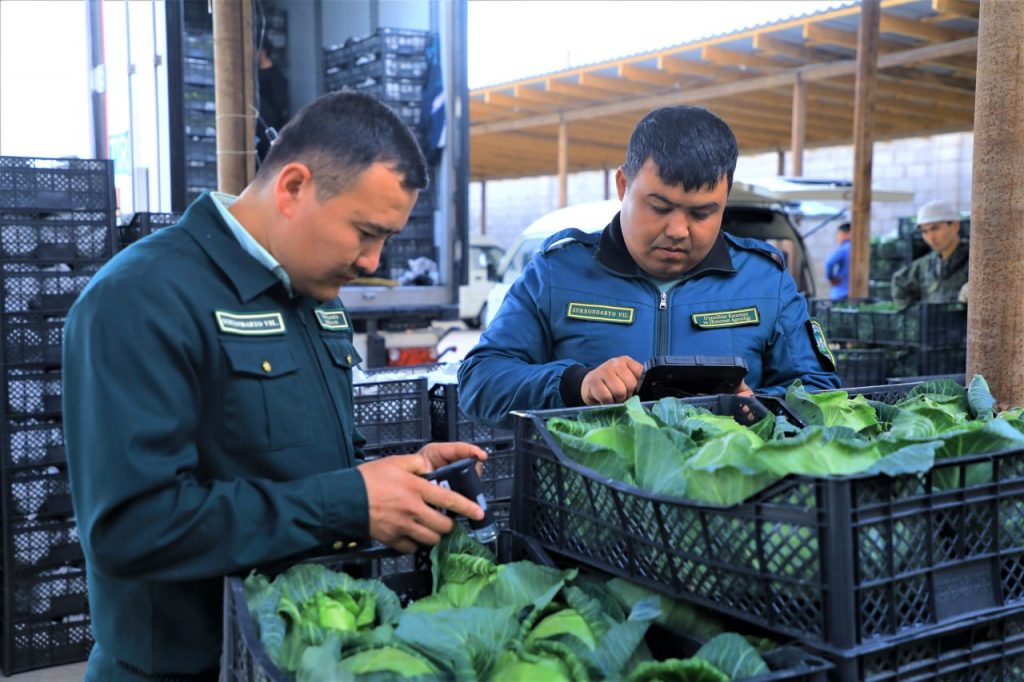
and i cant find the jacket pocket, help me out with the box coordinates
[220,339,313,453]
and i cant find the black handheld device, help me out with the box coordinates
[424,458,496,543]
[637,355,749,400]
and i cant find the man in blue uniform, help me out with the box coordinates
[459,106,839,428]
[825,222,852,300]
[63,92,486,680]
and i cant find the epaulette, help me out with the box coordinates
[722,232,787,270]
[541,228,601,255]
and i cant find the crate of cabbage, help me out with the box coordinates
[223,527,831,681]
[513,377,1024,653]
[821,301,966,348]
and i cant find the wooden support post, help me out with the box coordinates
[604,166,611,200]
[849,0,880,300]
[480,180,487,235]
[791,75,807,177]
[212,0,255,194]
[967,0,1024,408]
[558,118,568,207]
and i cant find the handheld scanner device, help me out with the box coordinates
[637,355,749,400]
[424,457,496,544]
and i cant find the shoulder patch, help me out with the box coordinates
[806,319,837,372]
[722,232,787,270]
[541,227,601,255]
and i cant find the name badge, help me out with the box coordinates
[691,306,760,329]
[215,310,286,335]
[566,302,635,325]
[315,309,350,331]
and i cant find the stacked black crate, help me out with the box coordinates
[183,7,217,204]
[0,156,116,673]
[116,212,182,252]
[324,28,438,280]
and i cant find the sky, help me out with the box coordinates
[468,0,853,89]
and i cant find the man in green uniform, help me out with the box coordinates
[62,92,486,680]
[891,200,969,306]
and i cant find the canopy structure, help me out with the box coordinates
[469,0,979,182]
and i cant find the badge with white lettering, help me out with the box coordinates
[566,302,635,325]
[807,319,837,372]
[691,306,760,329]
[315,309,349,331]
[215,310,286,335]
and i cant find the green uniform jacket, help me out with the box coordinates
[62,195,369,679]
[891,240,969,306]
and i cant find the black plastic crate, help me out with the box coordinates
[326,53,429,83]
[886,346,966,379]
[868,279,892,301]
[0,157,114,212]
[186,135,217,164]
[427,382,513,444]
[2,417,65,469]
[353,376,430,458]
[0,211,114,262]
[1,616,91,676]
[184,85,216,111]
[514,393,1024,649]
[185,108,216,137]
[222,532,831,682]
[323,27,431,71]
[4,515,82,570]
[825,302,966,348]
[399,216,433,241]
[184,32,212,59]
[1,262,102,314]
[818,605,1024,682]
[6,565,88,620]
[381,237,437,278]
[4,466,74,519]
[183,56,215,86]
[868,256,906,282]
[185,160,218,192]
[3,367,62,418]
[1,313,65,367]
[323,75,423,104]
[834,348,888,388]
[117,212,181,250]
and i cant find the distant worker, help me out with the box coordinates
[824,222,851,300]
[256,47,289,162]
[891,200,968,306]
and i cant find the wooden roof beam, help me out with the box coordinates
[483,91,552,112]
[617,64,687,88]
[579,72,657,94]
[880,12,973,42]
[932,0,979,18]
[471,37,977,135]
[658,55,740,80]
[544,79,620,101]
[469,99,516,119]
[701,45,790,71]
[512,86,592,107]
[752,34,835,63]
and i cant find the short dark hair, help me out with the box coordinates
[622,106,738,191]
[838,222,851,233]
[256,91,428,199]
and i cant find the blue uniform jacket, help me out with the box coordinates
[62,195,369,679]
[459,214,839,428]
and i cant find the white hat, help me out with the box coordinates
[916,200,958,225]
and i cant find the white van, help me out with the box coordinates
[483,179,913,327]
[459,234,505,328]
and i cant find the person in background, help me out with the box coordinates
[63,92,485,681]
[257,46,289,162]
[458,105,839,429]
[891,200,969,306]
[824,222,852,300]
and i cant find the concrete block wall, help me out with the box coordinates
[469,131,974,298]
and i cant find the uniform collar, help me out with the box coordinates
[595,212,736,280]
[180,194,285,303]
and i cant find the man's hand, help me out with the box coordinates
[580,356,644,405]
[416,441,488,473]
[357,452,485,554]
[734,380,754,397]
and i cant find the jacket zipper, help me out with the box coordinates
[656,290,669,356]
